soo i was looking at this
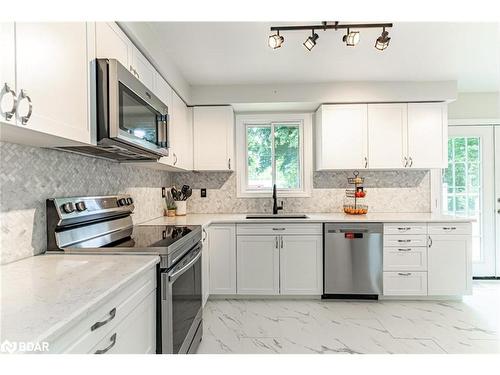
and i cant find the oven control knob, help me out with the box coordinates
[126,197,133,205]
[75,201,87,212]
[62,202,75,213]
[118,198,127,206]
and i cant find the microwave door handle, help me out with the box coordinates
[164,113,169,148]
[168,247,202,283]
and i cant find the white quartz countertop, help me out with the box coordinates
[141,212,474,227]
[0,254,159,348]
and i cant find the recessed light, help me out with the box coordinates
[268,32,284,49]
[375,28,391,51]
[303,32,319,51]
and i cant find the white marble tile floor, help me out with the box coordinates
[196,281,500,354]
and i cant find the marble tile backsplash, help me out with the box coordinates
[0,142,171,264]
[172,171,431,214]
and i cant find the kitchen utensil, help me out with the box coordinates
[181,185,189,197]
[183,187,192,201]
[171,186,180,201]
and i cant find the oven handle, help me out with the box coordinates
[168,246,202,283]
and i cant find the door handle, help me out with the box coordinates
[280,236,283,249]
[275,236,279,249]
[428,236,433,248]
[408,157,413,167]
[1,82,17,120]
[173,153,177,165]
[94,333,117,354]
[403,156,408,167]
[228,158,231,170]
[364,157,368,168]
[91,308,117,331]
[17,89,33,125]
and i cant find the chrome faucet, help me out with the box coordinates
[272,184,283,215]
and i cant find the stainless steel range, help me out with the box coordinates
[46,194,203,354]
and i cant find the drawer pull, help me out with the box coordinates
[272,228,285,231]
[91,308,116,331]
[94,333,117,354]
[442,227,457,231]
[397,239,411,243]
[397,248,412,252]
[397,227,411,231]
[397,272,412,276]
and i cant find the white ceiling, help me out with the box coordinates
[146,22,500,92]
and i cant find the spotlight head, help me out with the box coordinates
[268,32,284,49]
[303,32,319,51]
[375,28,390,50]
[342,29,360,46]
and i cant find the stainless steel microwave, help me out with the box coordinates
[58,58,169,161]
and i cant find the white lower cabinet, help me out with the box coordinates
[208,224,236,295]
[237,236,280,295]
[383,247,427,272]
[383,272,428,296]
[428,234,471,295]
[280,235,322,295]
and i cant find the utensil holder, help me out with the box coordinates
[175,201,187,216]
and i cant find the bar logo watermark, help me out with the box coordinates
[1,340,49,353]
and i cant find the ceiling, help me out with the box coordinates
[146,22,500,92]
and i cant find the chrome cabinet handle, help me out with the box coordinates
[1,82,17,120]
[364,157,368,168]
[130,65,134,73]
[398,272,412,276]
[442,227,456,231]
[91,308,117,331]
[275,236,279,249]
[408,157,413,167]
[202,228,207,242]
[397,239,411,243]
[398,248,412,252]
[94,333,117,354]
[280,236,283,249]
[173,153,177,165]
[403,156,408,167]
[272,228,285,231]
[397,227,411,231]
[428,236,433,248]
[18,89,33,125]
[228,158,231,170]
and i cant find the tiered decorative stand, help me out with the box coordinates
[343,171,368,215]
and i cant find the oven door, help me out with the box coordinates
[106,59,169,156]
[161,242,203,354]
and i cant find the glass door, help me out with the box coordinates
[441,126,495,276]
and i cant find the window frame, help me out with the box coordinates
[236,113,313,198]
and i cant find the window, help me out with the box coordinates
[236,114,312,198]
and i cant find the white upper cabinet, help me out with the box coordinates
[131,45,156,92]
[315,104,368,170]
[170,92,193,170]
[367,103,408,169]
[95,22,131,69]
[155,73,173,110]
[13,23,91,144]
[193,106,234,171]
[407,102,448,169]
[0,22,16,125]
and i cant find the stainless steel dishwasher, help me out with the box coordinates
[323,223,383,299]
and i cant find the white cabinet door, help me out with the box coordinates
[237,236,280,295]
[95,22,131,69]
[280,235,322,295]
[193,106,234,171]
[201,227,210,307]
[428,234,471,295]
[315,104,368,170]
[90,291,156,354]
[0,22,16,125]
[15,23,91,144]
[208,224,236,294]
[170,92,193,170]
[155,73,173,110]
[132,46,156,91]
[383,272,428,296]
[407,102,447,168]
[367,103,407,169]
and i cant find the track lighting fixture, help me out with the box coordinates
[268,31,284,49]
[342,28,360,46]
[374,27,391,50]
[303,31,319,51]
[268,21,392,51]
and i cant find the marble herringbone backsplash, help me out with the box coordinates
[0,142,171,264]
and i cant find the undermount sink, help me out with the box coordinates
[245,214,309,219]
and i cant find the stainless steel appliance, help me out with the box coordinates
[323,223,383,299]
[46,195,202,354]
[58,59,169,162]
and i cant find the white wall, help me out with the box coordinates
[448,92,500,120]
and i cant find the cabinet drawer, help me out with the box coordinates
[428,223,471,235]
[89,291,156,354]
[383,223,427,235]
[236,223,322,236]
[384,235,427,247]
[58,267,156,353]
[383,272,428,296]
[383,247,427,271]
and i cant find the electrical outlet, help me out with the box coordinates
[161,187,166,198]
[201,188,207,198]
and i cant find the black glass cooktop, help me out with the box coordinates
[104,225,197,250]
